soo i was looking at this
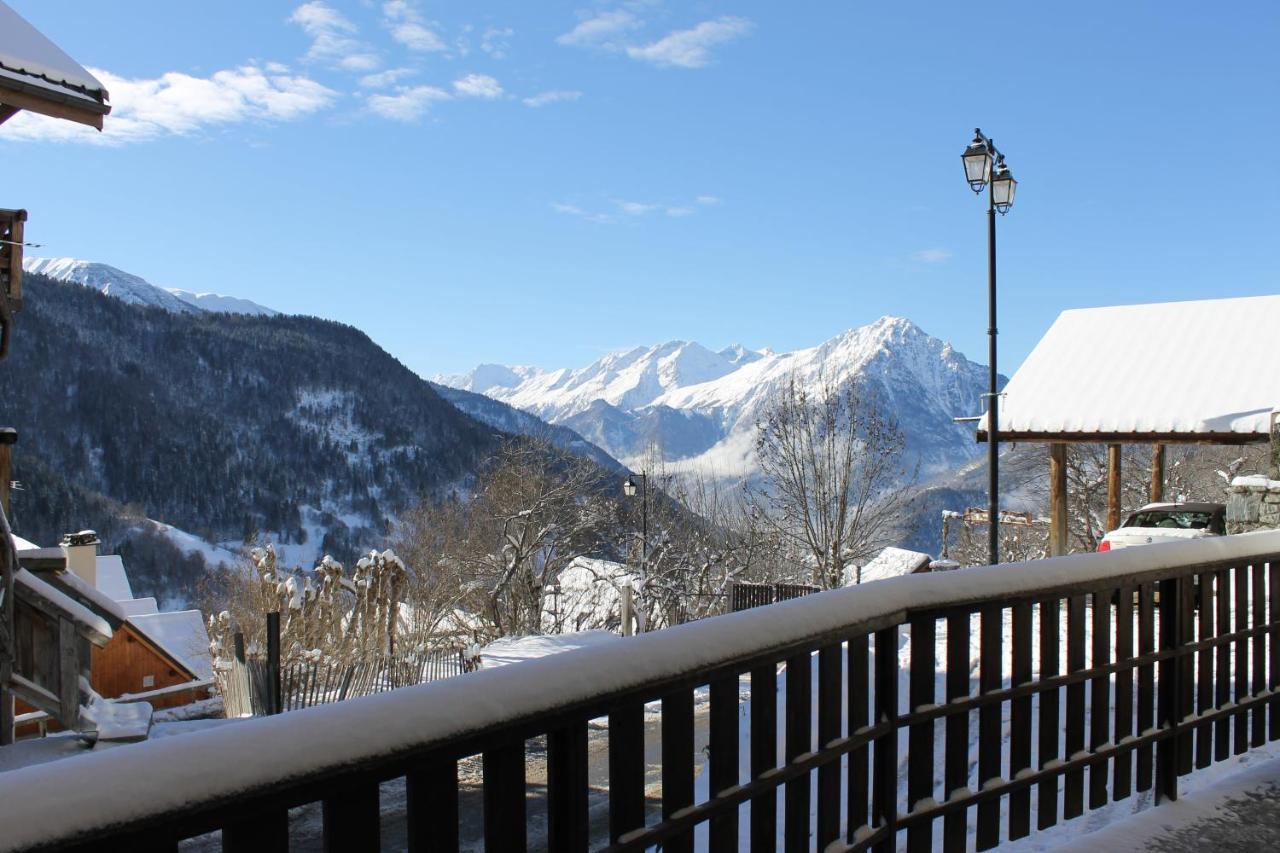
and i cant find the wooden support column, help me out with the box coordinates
[1151,443,1166,504]
[1107,444,1123,533]
[0,428,15,518]
[1049,443,1068,557]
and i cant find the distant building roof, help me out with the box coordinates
[978,295,1280,443]
[94,555,133,601]
[0,1,110,128]
[130,611,212,681]
[854,547,933,585]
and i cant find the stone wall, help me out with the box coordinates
[1227,475,1280,534]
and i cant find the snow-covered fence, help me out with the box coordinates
[5,531,1280,852]
[218,647,469,716]
[730,580,820,611]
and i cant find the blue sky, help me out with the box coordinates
[4,1,1278,378]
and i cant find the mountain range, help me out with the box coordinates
[23,257,278,317]
[437,317,996,484]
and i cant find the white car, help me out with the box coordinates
[1097,502,1226,552]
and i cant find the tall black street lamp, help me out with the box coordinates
[961,128,1018,565]
[622,471,648,576]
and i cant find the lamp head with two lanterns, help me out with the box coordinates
[960,128,1017,214]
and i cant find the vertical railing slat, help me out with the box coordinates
[1270,560,1280,741]
[871,627,899,853]
[609,703,646,843]
[1177,574,1196,776]
[709,676,741,853]
[944,611,972,852]
[322,779,381,853]
[1252,562,1267,747]
[662,689,695,853]
[1037,599,1061,831]
[817,646,842,849]
[1216,568,1232,760]
[907,616,936,853]
[1009,602,1033,840]
[406,759,459,853]
[222,809,288,853]
[1235,564,1250,755]
[1196,573,1215,770]
[847,634,870,843]
[547,723,589,853]
[1064,595,1087,818]
[483,744,527,853]
[1136,583,1156,792]
[1114,585,1135,798]
[1089,590,1111,810]
[751,663,778,849]
[975,604,1003,851]
[784,651,812,852]
[1155,578,1179,804]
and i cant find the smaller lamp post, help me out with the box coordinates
[622,471,648,578]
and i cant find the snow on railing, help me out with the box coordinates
[3,530,1280,851]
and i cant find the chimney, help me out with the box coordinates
[61,529,100,587]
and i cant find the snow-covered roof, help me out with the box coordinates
[0,3,106,100]
[854,547,933,584]
[130,611,212,680]
[47,565,128,623]
[11,533,38,550]
[980,296,1280,441]
[119,597,159,617]
[480,630,621,669]
[94,555,134,601]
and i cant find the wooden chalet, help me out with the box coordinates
[977,295,1280,554]
[13,534,211,735]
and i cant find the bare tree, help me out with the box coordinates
[395,436,612,641]
[751,374,914,588]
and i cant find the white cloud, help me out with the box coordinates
[367,84,451,121]
[482,27,514,59]
[358,67,416,89]
[452,73,503,99]
[696,195,721,205]
[382,0,447,52]
[915,248,953,263]
[666,206,694,217]
[557,10,640,47]
[552,202,616,224]
[616,200,658,215]
[522,89,582,108]
[3,64,337,144]
[290,2,381,71]
[626,16,752,68]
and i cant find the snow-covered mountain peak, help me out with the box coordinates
[440,316,995,481]
[23,257,277,317]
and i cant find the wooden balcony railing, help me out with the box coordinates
[3,530,1280,852]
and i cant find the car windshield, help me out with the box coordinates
[1124,510,1214,530]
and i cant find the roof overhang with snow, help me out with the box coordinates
[977,295,1280,445]
[0,2,110,130]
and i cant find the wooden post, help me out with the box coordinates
[266,612,281,715]
[0,428,15,518]
[620,585,634,637]
[1151,443,1166,504]
[1107,444,1123,533]
[1049,443,1068,556]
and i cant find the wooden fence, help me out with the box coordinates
[220,648,468,717]
[731,580,821,611]
[6,531,1280,852]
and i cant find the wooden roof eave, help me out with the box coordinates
[976,429,1270,445]
[0,75,110,130]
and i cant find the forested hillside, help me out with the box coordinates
[0,273,501,594]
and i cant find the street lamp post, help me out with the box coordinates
[961,128,1018,566]
[622,471,648,576]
